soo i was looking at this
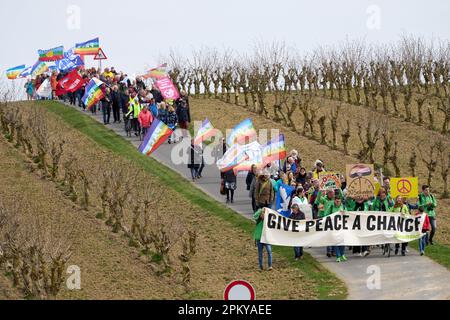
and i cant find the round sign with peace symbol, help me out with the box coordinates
[396,179,412,194]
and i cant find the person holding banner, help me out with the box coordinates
[371,187,394,212]
[346,195,371,257]
[418,185,438,245]
[325,193,347,262]
[253,208,273,272]
[290,204,306,260]
[390,196,410,256]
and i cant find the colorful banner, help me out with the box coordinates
[138,119,173,156]
[216,143,250,173]
[6,65,25,79]
[261,208,426,247]
[346,164,375,198]
[142,63,168,80]
[194,119,218,146]
[227,119,257,147]
[261,134,287,165]
[82,78,104,110]
[156,76,180,100]
[75,37,100,55]
[318,172,342,191]
[31,61,49,77]
[390,177,419,199]
[38,46,64,61]
[276,183,296,218]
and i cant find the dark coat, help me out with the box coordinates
[188,144,202,169]
[224,170,237,184]
[246,171,255,191]
[150,89,164,104]
[176,98,191,122]
[120,92,130,114]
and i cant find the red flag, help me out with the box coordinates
[57,70,84,96]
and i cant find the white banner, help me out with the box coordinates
[261,208,425,247]
[36,79,52,98]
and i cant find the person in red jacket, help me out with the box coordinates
[417,206,431,256]
[138,105,154,137]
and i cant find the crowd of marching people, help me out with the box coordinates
[24,68,438,273]
[245,153,438,270]
[24,67,191,144]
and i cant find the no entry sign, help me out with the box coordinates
[224,280,256,300]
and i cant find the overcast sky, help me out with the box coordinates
[1,0,449,77]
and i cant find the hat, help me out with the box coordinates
[315,160,324,167]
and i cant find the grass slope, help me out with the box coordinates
[42,100,347,300]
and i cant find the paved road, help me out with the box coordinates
[64,103,450,300]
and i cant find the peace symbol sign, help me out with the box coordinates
[397,179,412,194]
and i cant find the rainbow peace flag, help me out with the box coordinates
[227,118,257,147]
[217,143,250,173]
[138,119,173,156]
[6,65,25,79]
[75,37,100,55]
[31,61,49,77]
[194,119,218,146]
[143,63,168,79]
[82,78,104,110]
[38,46,64,61]
[262,134,287,165]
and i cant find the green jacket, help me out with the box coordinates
[371,197,394,212]
[345,198,370,211]
[315,190,337,218]
[324,203,344,216]
[418,193,437,218]
[253,209,264,241]
[390,204,410,215]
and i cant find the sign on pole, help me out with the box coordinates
[94,48,108,60]
[390,177,419,199]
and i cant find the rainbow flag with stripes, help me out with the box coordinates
[217,143,251,173]
[232,141,264,175]
[227,118,257,147]
[142,63,168,79]
[262,134,287,165]
[75,37,100,55]
[31,61,49,77]
[38,46,64,61]
[82,78,104,110]
[194,119,218,146]
[6,65,25,79]
[138,119,173,156]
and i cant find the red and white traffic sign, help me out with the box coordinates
[224,280,256,300]
[94,48,108,60]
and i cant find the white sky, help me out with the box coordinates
[1,0,449,76]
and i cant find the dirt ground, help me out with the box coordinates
[189,97,450,247]
[0,106,324,300]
